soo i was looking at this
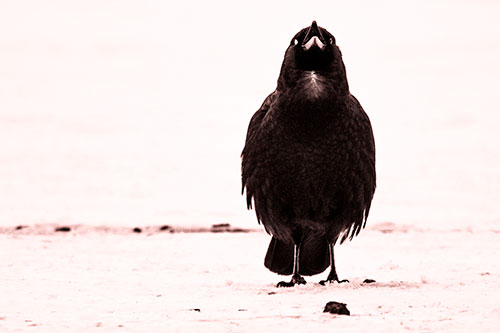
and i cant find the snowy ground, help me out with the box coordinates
[1,224,499,331]
[1,0,500,331]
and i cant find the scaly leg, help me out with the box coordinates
[319,243,349,285]
[277,244,306,287]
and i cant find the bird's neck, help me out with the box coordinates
[278,70,349,102]
[301,71,327,100]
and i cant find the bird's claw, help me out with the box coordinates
[277,274,307,287]
[277,281,295,288]
[319,278,349,286]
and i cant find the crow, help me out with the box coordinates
[241,21,376,287]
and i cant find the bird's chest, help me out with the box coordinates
[258,125,352,186]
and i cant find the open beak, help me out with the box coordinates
[302,21,326,51]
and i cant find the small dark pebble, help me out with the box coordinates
[159,225,172,231]
[55,227,71,232]
[268,292,276,295]
[210,223,249,233]
[323,301,350,315]
[15,225,27,230]
[228,228,248,233]
[212,223,231,229]
[132,227,142,233]
[363,279,376,284]
[189,308,201,312]
[238,309,248,311]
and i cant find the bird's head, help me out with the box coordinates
[277,21,348,94]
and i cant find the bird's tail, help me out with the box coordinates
[264,231,330,276]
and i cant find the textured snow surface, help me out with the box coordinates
[1,227,500,331]
[0,1,499,230]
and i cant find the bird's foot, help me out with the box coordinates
[276,281,294,288]
[319,278,349,286]
[319,273,349,286]
[277,274,307,288]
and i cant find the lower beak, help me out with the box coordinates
[302,36,325,51]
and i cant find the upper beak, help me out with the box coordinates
[302,21,326,51]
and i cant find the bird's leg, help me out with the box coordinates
[277,244,306,287]
[319,243,349,285]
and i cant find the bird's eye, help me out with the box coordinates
[293,39,299,45]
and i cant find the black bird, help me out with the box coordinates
[241,21,376,287]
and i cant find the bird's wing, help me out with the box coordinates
[241,90,277,208]
[339,94,377,243]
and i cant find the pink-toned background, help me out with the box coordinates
[0,0,499,230]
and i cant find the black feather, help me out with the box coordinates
[265,231,329,276]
